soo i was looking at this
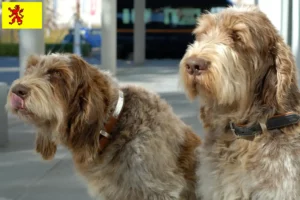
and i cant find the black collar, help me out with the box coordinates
[228,112,300,137]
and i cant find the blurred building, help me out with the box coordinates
[49,0,102,28]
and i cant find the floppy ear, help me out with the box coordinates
[62,55,110,154]
[261,37,297,111]
[35,132,57,160]
[274,40,296,110]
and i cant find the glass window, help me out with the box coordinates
[117,6,226,27]
[118,7,201,25]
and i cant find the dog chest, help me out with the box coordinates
[197,138,300,200]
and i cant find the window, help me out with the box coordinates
[118,7,201,26]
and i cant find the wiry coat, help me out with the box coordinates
[180,5,300,200]
[6,53,201,200]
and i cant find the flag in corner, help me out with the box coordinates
[2,2,43,29]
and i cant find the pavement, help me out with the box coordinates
[0,56,182,85]
[0,66,204,200]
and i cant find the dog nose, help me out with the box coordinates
[11,84,29,99]
[186,58,209,75]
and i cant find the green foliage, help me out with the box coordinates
[0,43,92,56]
[0,43,19,56]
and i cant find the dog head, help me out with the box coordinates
[6,53,114,160]
[180,5,298,111]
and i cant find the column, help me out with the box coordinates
[280,0,292,45]
[0,83,8,147]
[257,0,282,32]
[19,0,45,77]
[73,0,81,56]
[292,0,300,69]
[133,0,145,65]
[101,0,117,75]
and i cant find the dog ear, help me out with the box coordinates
[273,40,296,110]
[35,132,57,160]
[62,55,110,154]
[261,37,297,111]
[68,54,106,124]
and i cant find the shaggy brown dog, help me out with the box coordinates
[6,53,201,200]
[180,5,300,200]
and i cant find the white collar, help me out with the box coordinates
[112,90,124,118]
[100,90,124,138]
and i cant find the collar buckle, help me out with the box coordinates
[100,130,111,138]
[229,122,238,137]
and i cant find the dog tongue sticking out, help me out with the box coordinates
[11,93,24,109]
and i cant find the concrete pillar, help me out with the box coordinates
[73,0,81,56]
[101,0,117,75]
[292,0,300,69]
[280,0,292,45]
[133,0,145,65]
[19,0,45,77]
[258,0,282,33]
[0,83,8,147]
[73,20,81,56]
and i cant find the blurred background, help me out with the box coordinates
[0,0,299,200]
[1,0,294,84]
[0,0,297,84]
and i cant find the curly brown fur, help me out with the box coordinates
[6,53,201,200]
[180,5,300,200]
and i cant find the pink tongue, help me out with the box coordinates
[11,93,24,109]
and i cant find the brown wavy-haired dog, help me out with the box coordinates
[6,53,201,200]
[180,5,300,200]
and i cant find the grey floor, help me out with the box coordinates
[0,66,204,200]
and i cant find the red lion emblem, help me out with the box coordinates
[8,5,24,25]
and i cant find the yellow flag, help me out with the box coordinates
[1,2,43,29]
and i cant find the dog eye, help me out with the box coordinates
[47,70,61,78]
[231,31,240,41]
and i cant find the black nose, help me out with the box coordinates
[12,84,29,99]
[186,57,209,75]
